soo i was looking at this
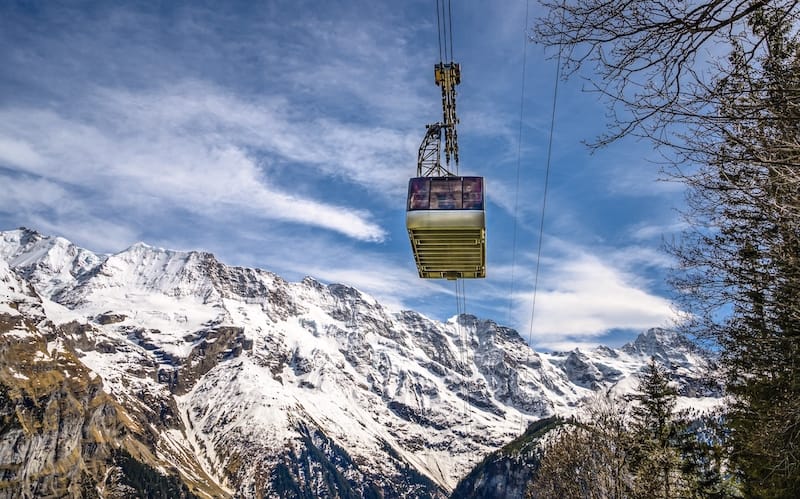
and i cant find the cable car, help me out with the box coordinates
[407,9,485,280]
[406,176,486,279]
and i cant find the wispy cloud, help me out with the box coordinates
[0,138,45,169]
[0,83,390,242]
[0,172,139,252]
[629,220,687,241]
[0,0,688,352]
[508,241,678,348]
[0,1,452,245]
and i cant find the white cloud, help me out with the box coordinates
[0,82,390,242]
[608,245,674,272]
[629,220,688,241]
[0,173,139,253]
[509,243,678,347]
[485,174,547,223]
[200,228,451,314]
[0,137,45,169]
[280,238,510,324]
[30,216,139,256]
[0,174,74,213]
[0,0,688,355]
[303,264,445,313]
[537,340,617,352]
[98,83,418,199]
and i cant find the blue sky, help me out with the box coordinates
[0,0,685,351]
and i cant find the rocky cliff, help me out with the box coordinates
[0,228,719,497]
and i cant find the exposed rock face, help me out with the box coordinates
[0,260,208,498]
[0,316,117,497]
[451,418,557,499]
[169,326,252,395]
[0,228,719,497]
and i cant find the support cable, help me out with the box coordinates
[447,0,455,62]
[510,0,561,436]
[436,0,444,63]
[506,0,531,324]
[437,0,449,63]
[441,0,448,61]
[455,279,470,437]
[527,10,564,348]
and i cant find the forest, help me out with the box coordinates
[529,0,800,497]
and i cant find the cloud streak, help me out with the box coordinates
[0,1,689,352]
[507,241,678,348]
[0,83,391,242]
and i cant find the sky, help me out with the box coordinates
[0,0,687,351]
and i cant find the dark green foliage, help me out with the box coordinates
[113,448,199,499]
[534,0,800,495]
[631,359,678,444]
[504,416,560,455]
[677,413,734,499]
[673,8,800,496]
[528,399,639,499]
[628,359,681,498]
[528,373,741,498]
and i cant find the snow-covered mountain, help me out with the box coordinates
[0,228,720,497]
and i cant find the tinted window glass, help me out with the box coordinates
[430,178,462,209]
[462,177,483,210]
[408,176,484,210]
[408,178,430,210]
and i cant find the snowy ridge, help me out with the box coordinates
[1,228,102,297]
[0,228,719,496]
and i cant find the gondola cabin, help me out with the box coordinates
[406,176,486,279]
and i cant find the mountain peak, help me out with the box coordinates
[623,328,687,355]
[0,228,102,296]
[128,240,153,250]
[0,229,718,497]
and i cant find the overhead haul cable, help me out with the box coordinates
[527,5,563,348]
[507,0,531,325]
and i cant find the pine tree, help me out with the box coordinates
[677,409,740,498]
[529,363,739,498]
[534,1,800,494]
[672,10,800,495]
[527,396,635,499]
[628,358,681,498]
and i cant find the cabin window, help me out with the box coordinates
[408,178,430,210]
[430,178,462,209]
[462,177,483,209]
[407,177,483,210]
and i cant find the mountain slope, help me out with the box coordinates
[0,228,719,497]
[0,258,213,497]
[450,417,559,499]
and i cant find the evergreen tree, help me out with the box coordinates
[527,396,634,499]
[529,361,737,498]
[678,410,740,498]
[628,358,681,498]
[630,359,678,446]
[534,2,800,495]
[671,10,800,495]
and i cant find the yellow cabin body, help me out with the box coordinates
[406,176,486,279]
